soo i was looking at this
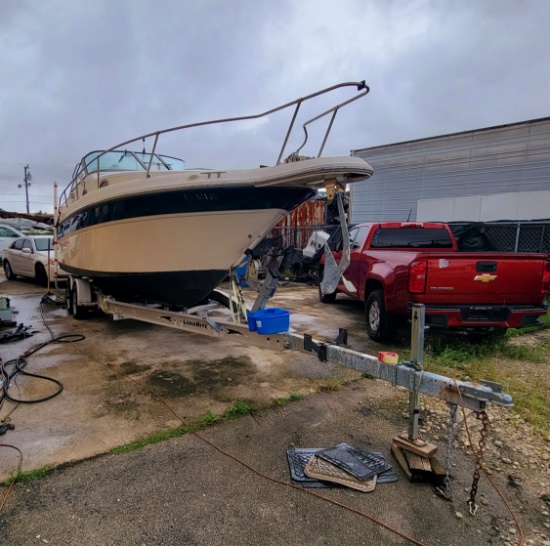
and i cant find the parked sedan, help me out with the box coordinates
[2,236,67,286]
[0,224,25,261]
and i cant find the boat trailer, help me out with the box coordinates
[93,290,511,502]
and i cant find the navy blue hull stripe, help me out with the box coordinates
[58,186,315,238]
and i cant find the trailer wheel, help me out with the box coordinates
[365,289,394,342]
[71,284,86,320]
[66,284,73,315]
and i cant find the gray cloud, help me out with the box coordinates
[1,0,549,213]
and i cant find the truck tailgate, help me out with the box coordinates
[425,253,546,305]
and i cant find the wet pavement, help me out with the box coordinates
[0,275,525,545]
[0,276,378,479]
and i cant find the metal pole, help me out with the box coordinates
[408,303,425,440]
[23,165,31,213]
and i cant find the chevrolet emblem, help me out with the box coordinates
[474,274,497,283]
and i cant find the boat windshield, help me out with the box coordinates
[82,151,186,174]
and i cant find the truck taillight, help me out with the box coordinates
[409,260,427,294]
[542,261,550,294]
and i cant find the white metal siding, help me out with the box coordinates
[350,117,550,222]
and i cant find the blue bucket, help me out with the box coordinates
[247,308,290,334]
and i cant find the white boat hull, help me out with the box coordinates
[57,157,373,306]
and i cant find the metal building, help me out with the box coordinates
[350,116,550,223]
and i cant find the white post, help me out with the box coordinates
[53,182,59,290]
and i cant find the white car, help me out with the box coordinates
[2,236,67,286]
[0,224,25,260]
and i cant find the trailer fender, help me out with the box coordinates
[73,278,93,306]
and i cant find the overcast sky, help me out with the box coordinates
[1,0,549,214]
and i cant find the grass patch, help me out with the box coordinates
[111,426,189,454]
[424,325,550,435]
[4,466,53,486]
[223,399,253,420]
[320,376,349,392]
[111,399,254,455]
[276,392,305,406]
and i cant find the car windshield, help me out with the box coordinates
[35,237,54,252]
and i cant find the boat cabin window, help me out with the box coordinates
[81,151,185,175]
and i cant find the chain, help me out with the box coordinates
[468,409,489,515]
[436,403,457,501]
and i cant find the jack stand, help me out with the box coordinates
[247,251,285,313]
[390,304,445,483]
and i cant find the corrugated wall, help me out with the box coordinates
[270,199,326,248]
[350,117,550,223]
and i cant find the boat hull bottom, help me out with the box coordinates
[66,268,229,308]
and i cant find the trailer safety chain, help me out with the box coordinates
[468,409,489,515]
[436,402,458,501]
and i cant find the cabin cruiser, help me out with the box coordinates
[56,81,374,307]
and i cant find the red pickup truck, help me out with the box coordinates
[320,222,550,341]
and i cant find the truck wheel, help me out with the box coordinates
[365,289,395,342]
[3,260,16,280]
[71,284,86,320]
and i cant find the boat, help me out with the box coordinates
[56,81,374,308]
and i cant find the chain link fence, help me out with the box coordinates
[450,221,550,255]
[271,221,550,256]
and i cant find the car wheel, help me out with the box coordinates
[3,259,16,280]
[35,263,48,287]
[365,289,395,342]
[318,267,337,303]
[71,284,86,320]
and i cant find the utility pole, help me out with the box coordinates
[18,164,32,213]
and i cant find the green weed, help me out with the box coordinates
[223,398,253,419]
[4,466,53,486]
[424,325,550,435]
[276,392,305,406]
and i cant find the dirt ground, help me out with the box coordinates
[1,274,550,545]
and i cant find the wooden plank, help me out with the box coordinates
[408,453,432,472]
[393,435,438,458]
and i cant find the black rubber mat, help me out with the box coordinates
[339,443,393,478]
[286,444,397,488]
[287,448,330,488]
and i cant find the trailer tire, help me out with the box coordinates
[71,284,86,320]
[365,289,395,342]
[66,283,73,315]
